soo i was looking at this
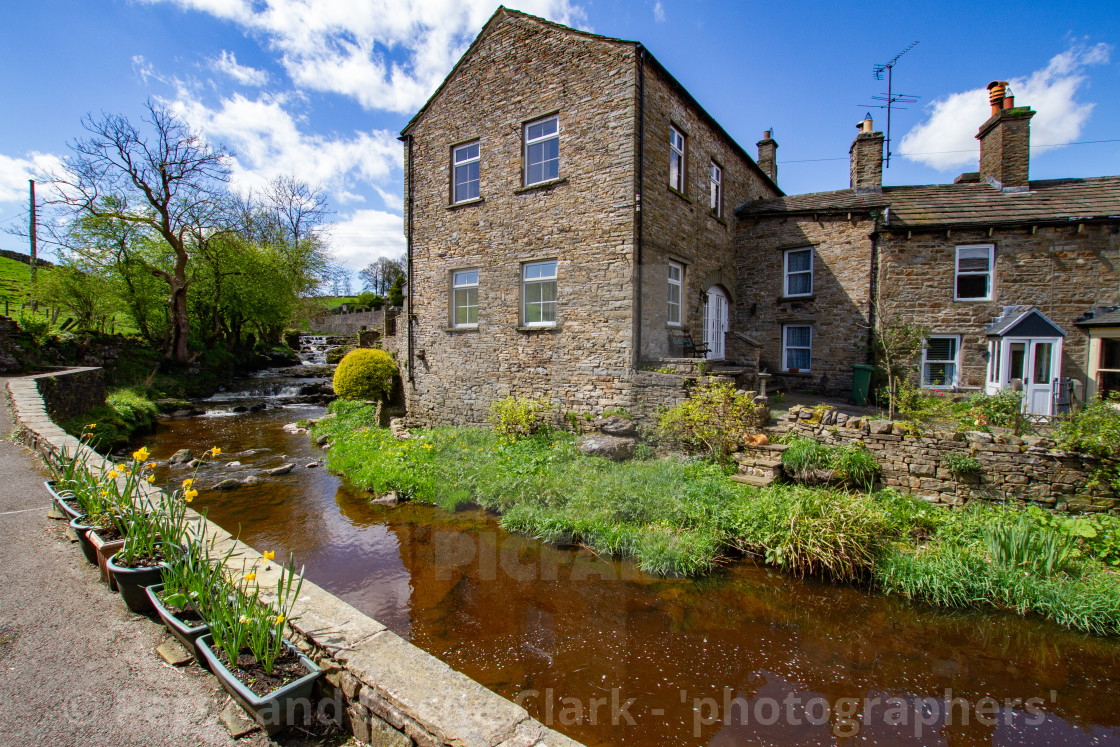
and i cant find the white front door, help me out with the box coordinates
[704,286,727,361]
[1024,339,1060,416]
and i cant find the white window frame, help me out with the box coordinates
[522,260,558,327]
[451,269,479,328]
[783,247,814,298]
[669,125,686,192]
[782,324,812,372]
[709,161,722,217]
[955,244,995,302]
[452,141,480,204]
[524,116,559,187]
[667,261,683,326]
[921,335,961,388]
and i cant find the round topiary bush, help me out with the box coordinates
[333,348,400,402]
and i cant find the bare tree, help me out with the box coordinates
[43,100,231,363]
[358,255,405,295]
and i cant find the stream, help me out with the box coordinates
[132,347,1120,747]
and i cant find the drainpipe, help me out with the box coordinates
[405,134,415,383]
[867,215,879,365]
[634,46,646,370]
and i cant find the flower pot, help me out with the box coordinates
[89,529,126,591]
[106,549,171,614]
[196,634,321,733]
[145,584,209,667]
[46,481,82,521]
[69,517,99,566]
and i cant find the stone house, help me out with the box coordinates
[735,83,1120,416]
[398,7,780,425]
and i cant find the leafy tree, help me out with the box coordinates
[388,273,405,307]
[359,255,405,295]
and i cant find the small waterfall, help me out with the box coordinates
[299,335,330,366]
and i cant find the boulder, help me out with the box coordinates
[305,462,319,469]
[241,475,261,487]
[282,422,308,434]
[227,461,242,468]
[266,463,295,476]
[169,449,193,465]
[575,434,635,461]
[594,415,636,436]
[868,420,894,435]
[315,434,331,446]
[371,491,403,507]
[213,478,241,491]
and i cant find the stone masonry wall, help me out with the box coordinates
[637,61,779,363]
[31,366,105,421]
[781,405,1117,514]
[878,221,1120,391]
[311,308,387,336]
[733,215,876,396]
[405,14,638,426]
[6,372,583,747]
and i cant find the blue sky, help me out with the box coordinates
[2,0,1118,278]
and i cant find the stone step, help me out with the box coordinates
[737,457,782,470]
[731,473,776,487]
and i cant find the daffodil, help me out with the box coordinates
[182,478,194,489]
[132,447,150,462]
[245,571,256,582]
[263,550,275,562]
[107,470,119,480]
[86,423,97,430]
[116,463,127,473]
[239,615,249,624]
[184,489,198,503]
[210,447,222,457]
[274,614,285,625]
[147,475,156,484]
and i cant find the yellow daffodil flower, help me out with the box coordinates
[184,489,198,503]
[275,614,285,625]
[147,475,156,484]
[244,572,256,582]
[239,615,248,624]
[116,464,127,472]
[263,550,275,562]
[132,447,150,462]
[107,470,119,480]
[86,423,96,429]
[182,478,194,489]
[210,447,222,457]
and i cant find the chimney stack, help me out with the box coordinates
[849,116,884,194]
[756,130,778,184]
[977,80,1035,192]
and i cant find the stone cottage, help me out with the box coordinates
[398,7,781,425]
[735,82,1120,415]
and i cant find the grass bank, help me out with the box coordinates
[60,387,160,449]
[315,401,1120,636]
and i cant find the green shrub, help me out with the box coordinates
[657,382,766,460]
[488,395,553,437]
[1057,394,1120,490]
[942,451,982,476]
[388,275,405,307]
[964,389,1025,432]
[780,436,879,490]
[332,348,399,401]
[325,345,353,365]
[60,387,159,449]
[984,512,1074,576]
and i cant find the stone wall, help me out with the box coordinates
[312,308,388,336]
[404,12,638,426]
[733,215,876,397]
[30,366,105,421]
[5,372,583,747]
[780,405,1117,514]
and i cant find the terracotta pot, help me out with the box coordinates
[145,584,210,667]
[196,634,321,733]
[68,516,99,565]
[89,529,126,591]
[45,481,82,521]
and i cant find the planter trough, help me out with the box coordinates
[68,516,99,566]
[46,481,82,521]
[106,551,168,614]
[196,634,321,732]
[145,584,210,667]
[89,529,126,591]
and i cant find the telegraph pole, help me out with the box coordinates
[29,179,38,309]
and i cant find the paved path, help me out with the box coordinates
[0,379,285,747]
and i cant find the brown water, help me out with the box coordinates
[138,406,1120,747]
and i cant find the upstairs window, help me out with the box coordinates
[452,142,480,203]
[956,245,994,301]
[524,116,559,186]
[669,125,686,192]
[783,247,813,297]
[523,260,558,326]
[922,335,961,388]
[452,270,478,327]
[667,262,682,326]
[709,161,722,216]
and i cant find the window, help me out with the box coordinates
[451,270,478,327]
[452,142,480,203]
[524,116,559,186]
[922,335,961,388]
[955,245,994,301]
[782,325,812,372]
[523,260,557,325]
[669,125,685,192]
[709,161,722,216]
[667,262,683,326]
[783,248,813,297]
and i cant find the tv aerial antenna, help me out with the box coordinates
[861,41,920,167]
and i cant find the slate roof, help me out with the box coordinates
[986,306,1066,337]
[1075,307,1120,328]
[736,176,1120,228]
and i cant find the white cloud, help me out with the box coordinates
[0,152,64,204]
[210,50,269,86]
[140,0,586,113]
[168,89,402,204]
[653,1,665,23]
[900,42,1111,171]
[324,209,405,270]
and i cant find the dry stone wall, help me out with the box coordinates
[781,405,1117,514]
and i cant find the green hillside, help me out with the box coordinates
[0,256,32,309]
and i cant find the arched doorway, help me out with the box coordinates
[703,286,727,361]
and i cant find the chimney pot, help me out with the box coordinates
[850,122,884,194]
[756,131,778,184]
[977,82,1034,191]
